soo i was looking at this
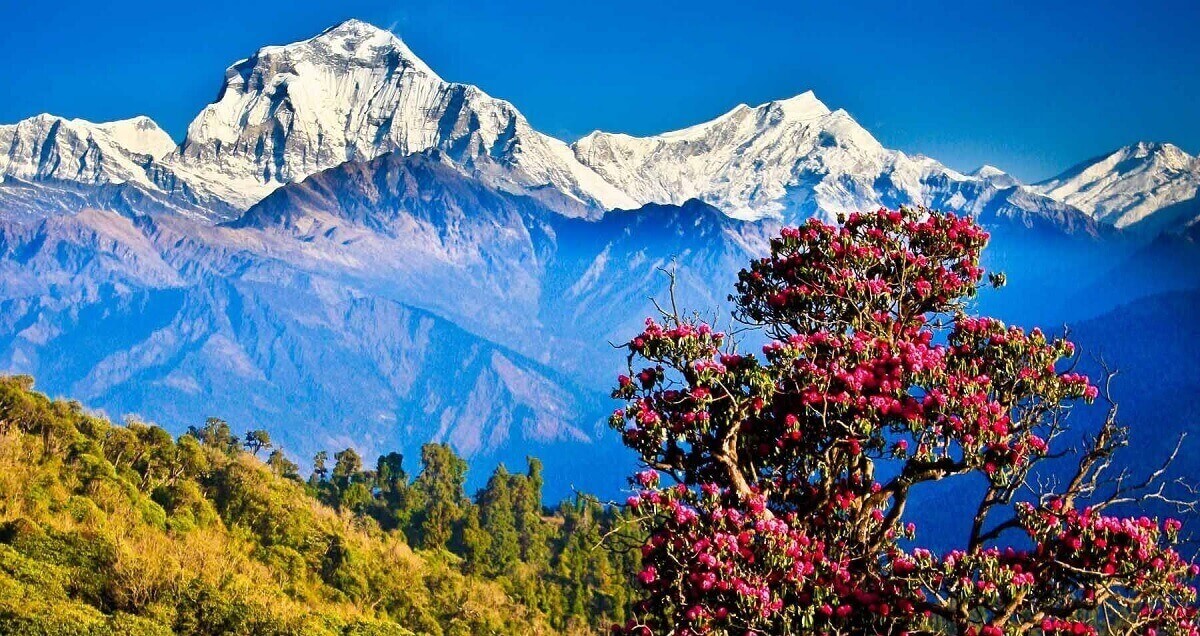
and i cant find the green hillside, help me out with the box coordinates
[0,375,636,635]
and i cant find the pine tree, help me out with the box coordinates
[477,465,520,574]
[408,443,467,551]
[513,457,550,566]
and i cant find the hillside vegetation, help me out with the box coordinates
[0,375,636,635]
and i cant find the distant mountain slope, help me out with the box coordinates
[0,183,622,498]
[885,286,1200,552]
[544,198,772,352]
[225,151,560,348]
[226,151,771,381]
[0,152,731,495]
[1034,142,1200,233]
[1068,289,1200,503]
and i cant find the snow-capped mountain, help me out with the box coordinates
[0,114,189,219]
[0,114,174,186]
[573,92,841,219]
[570,91,1083,228]
[158,19,636,216]
[0,18,1192,237]
[0,20,638,222]
[969,165,1020,189]
[1033,142,1200,233]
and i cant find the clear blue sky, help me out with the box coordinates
[3,0,1198,182]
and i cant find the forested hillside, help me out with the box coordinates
[0,375,636,635]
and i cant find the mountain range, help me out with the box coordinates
[1,19,1197,498]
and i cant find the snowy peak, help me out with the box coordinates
[573,91,982,220]
[305,18,440,78]
[1034,142,1200,230]
[0,114,174,188]
[1126,141,1193,166]
[571,92,1100,231]
[645,91,832,143]
[574,90,846,217]
[166,19,444,205]
[164,20,634,214]
[1047,143,1195,187]
[1,19,1195,237]
[218,18,441,91]
[765,90,833,120]
[969,165,1020,189]
[92,116,177,160]
[970,165,1006,177]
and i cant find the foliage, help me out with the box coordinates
[610,207,1198,635]
[0,375,635,635]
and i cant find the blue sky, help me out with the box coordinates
[2,0,1197,181]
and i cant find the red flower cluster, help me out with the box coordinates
[621,482,925,635]
[609,208,1197,635]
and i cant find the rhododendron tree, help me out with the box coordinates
[609,207,1197,635]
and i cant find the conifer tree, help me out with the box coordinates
[478,465,521,574]
[409,443,468,551]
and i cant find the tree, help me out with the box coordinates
[460,502,492,575]
[0,374,632,634]
[409,443,468,551]
[266,448,300,480]
[552,495,639,630]
[188,417,239,455]
[610,208,1198,635]
[475,464,521,574]
[310,450,329,485]
[243,429,272,456]
[331,448,363,491]
[375,452,407,493]
[514,457,551,565]
[319,448,368,512]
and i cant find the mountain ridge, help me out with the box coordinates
[1033,142,1200,233]
[0,19,1192,235]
